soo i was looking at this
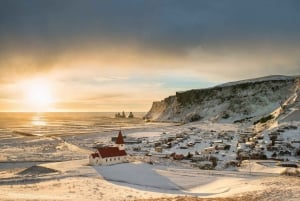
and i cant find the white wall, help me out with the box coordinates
[101,156,127,165]
[89,155,127,166]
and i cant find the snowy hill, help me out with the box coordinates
[144,75,300,124]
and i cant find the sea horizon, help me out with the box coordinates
[0,112,148,137]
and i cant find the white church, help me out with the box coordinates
[89,131,127,165]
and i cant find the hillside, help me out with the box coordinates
[144,75,300,125]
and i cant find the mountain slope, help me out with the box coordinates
[144,75,300,124]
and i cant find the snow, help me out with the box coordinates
[2,158,299,201]
[280,107,300,122]
[146,75,300,125]
[95,162,264,197]
[1,111,300,200]
[95,162,180,192]
[217,75,296,88]
[238,160,286,174]
[127,131,163,138]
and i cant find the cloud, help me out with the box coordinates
[0,1,300,111]
[1,1,300,50]
[183,40,300,81]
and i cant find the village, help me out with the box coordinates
[89,121,300,172]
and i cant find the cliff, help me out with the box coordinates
[144,75,300,124]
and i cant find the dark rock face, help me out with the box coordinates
[184,113,202,123]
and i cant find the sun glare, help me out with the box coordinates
[23,78,55,112]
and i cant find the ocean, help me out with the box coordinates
[0,112,147,137]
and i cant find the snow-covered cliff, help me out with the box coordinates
[144,75,300,124]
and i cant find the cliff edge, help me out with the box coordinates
[144,75,300,125]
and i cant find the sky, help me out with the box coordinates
[0,0,300,112]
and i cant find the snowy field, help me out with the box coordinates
[0,159,299,201]
[0,116,299,201]
[95,162,260,196]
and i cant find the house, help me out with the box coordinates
[215,143,226,150]
[89,131,127,165]
[191,155,207,162]
[202,146,215,154]
[171,153,184,160]
[155,146,163,152]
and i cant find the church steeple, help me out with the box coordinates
[115,130,125,150]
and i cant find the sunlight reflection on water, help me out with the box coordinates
[0,112,149,136]
[32,114,47,126]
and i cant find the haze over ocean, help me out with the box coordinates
[0,112,146,137]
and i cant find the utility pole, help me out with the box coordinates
[249,152,252,175]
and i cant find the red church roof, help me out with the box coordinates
[115,130,124,144]
[97,147,127,158]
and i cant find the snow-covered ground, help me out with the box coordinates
[0,119,299,201]
[0,159,299,201]
[217,75,297,87]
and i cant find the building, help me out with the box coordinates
[202,146,216,154]
[89,131,127,165]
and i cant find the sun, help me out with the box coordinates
[23,78,55,112]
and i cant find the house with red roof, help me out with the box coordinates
[89,131,127,165]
